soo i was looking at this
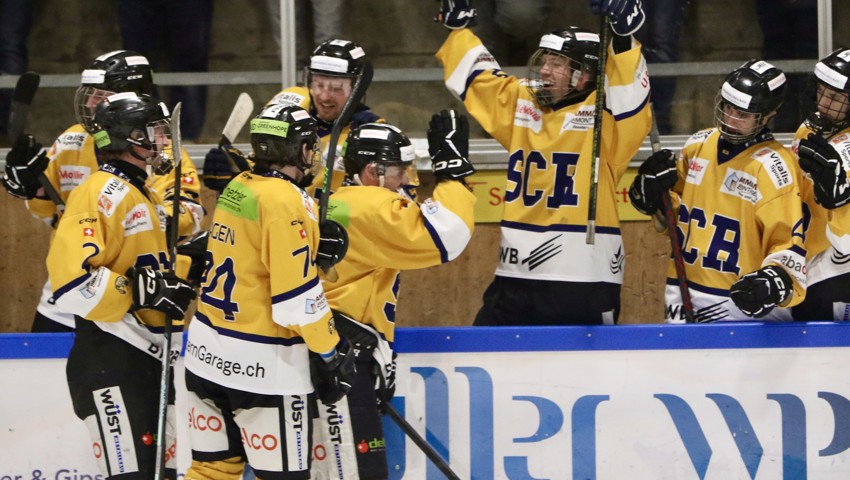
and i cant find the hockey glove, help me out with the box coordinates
[332,311,397,412]
[435,0,477,30]
[797,133,850,209]
[309,337,357,404]
[129,267,197,320]
[628,149,678,215]
[202,145,250,193]
[589,0,646,36]
[428,109,475,181]
[3,134,48,200]
[176,231,209,287]
[730,265,793,318]
[317,220,349,271]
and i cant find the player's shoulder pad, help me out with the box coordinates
[752,145,794,190]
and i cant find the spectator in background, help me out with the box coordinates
[117,0,213,141]
[0,0,33,146]
[634,0,690,134]
[755,0,818,133]
[265,0,346,68]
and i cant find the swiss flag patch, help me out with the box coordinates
[299,229,307,239]
[83,228,94,237]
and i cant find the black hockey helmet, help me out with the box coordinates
[250,103,320,172]
[714,59,787,144]
[804,48,850,136]
[342,123,416,181]
[308,39,367,79]
[92,92,171,169]
[527,27,600,107]
[75,50,155,133]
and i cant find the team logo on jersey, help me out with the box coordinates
[115,275,129,294]
[609,246,625,274]
[514,99,543,134]
[59,165,91,191]
[753,148,792,189]
[686,157,709,185]
[561,105,595,133]
[721,169,761,204]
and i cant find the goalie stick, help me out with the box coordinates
[585,17,610,245]
[217,92,254,172]
[385,402,462,480]
[154,101,182,480]
[649,108,695,323]
[7,72,65,210]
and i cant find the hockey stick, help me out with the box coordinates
[318,61,374,221]
[8,72,65,210]
[649,108,695,323]
[217,92,254,172]
[384,402,461,480]
[586,17,610,245]
[154,101,182,480]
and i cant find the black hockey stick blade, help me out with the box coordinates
[384,401,462,480]
[8,72,40,140]
[319,61,374,221]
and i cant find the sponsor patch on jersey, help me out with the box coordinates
[272,91,306,107]
[686,157,709,185]
[297,186,318,221]
[124,204,154,235]
[78,267,105,299]
[561,105,595,133]
[115,275,129,294]
[721,168,762,204]
[753,147,792,189]
[98,178,130,217]
[57,132,87,150]
[830,133,850,169]
[514,99,543,133]
[305,291,329,314]
[155,204,169,232]
[181,172,195,184]
[59,165,91,191]
[422,198,440,215]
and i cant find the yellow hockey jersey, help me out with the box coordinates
[46,162,179,359]
[665,129,807,323]
[185,170,339,395]
[790,124,850,286]
[323,180,476,344]
[265,86,384,197]
[436,28,651,283]
[27,123,203,236]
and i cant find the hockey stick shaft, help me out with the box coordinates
[318,61,374,221]
[8,72,65,210]
[384,402,461,480]
[649,107,695,323]
[154,102,182,480]
[218,92,254,172]
[586,17,610,245]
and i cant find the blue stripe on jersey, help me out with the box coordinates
[501,220,621,235]
[194,311,306,346]
[460,69,486,102]
[667,277,731,297]
[790,244,807,257]
[422,216,449,264]
[271,276,321,304]
[51,272,93,302]
[613,93,650,121]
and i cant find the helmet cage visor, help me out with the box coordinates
[527,49,594,107]
[74,86,116,133]
[714,94,768,144]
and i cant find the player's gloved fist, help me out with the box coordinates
[176,231,209,287]
[589,0,645,36]
[797,133,850,209]
[3,134,48,200]
[202,145,250,193]
[628,149,677,215]
[435,0,477,30]
[428,109,475,181]
[730,265,793,318]
[310,337,357,404]
[317,220,349,272]
[129,267,197,320]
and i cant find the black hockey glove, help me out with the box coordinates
[589,0,646,36]
[628,149,678,215]
[129,267,197,320]
[730,265,793,318]
[176,231,209,287]
[428,109,475,182]
[202,145,250,193]
[435,0,477,30]
[317,220,349,272]
[309,337,357,404]
[797,133,850,209]
[332,311,396,413]
[3,134,48,200]
[334,310,379,351]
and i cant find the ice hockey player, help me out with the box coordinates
[47,92,196,478]
[183,103,355,479]
[311,112,476,479]
[2,50,204,332]
[433,0,651,325]
[790,48,850,321]
[629,60,807,322]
